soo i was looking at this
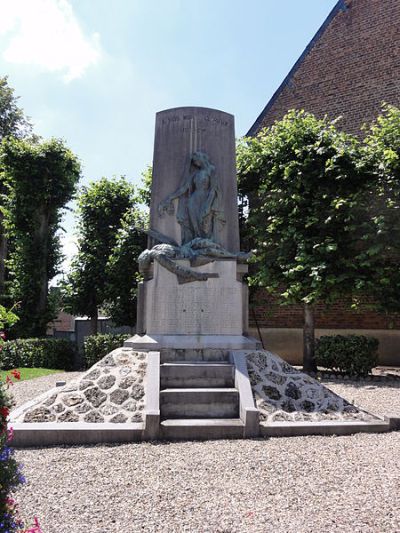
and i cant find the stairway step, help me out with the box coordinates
[161,418,244,440]
[160,388,239,419]
[161,362,234,388]
[160,349,230,363]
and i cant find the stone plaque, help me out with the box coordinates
[144,261,244,335]
[149,107,240,252]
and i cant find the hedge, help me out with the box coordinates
[315,334,379,377]
[84,333,130,368]
[0,338,75,371]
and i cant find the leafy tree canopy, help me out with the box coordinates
[237,109,368,306]
[0,76,32,141]
[63,176,139,332]
[0,136,81,336]
[361,104,400,313]
[237,110,373,371]
[104,207,147,327]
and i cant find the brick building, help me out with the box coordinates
[247,0,400,364]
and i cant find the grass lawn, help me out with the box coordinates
[0,368,61,383]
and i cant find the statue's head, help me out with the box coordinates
[191,151,210,169]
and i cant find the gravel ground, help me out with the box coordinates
[325,379,400,418]
[9,372,400,533]
[10,371,83,410]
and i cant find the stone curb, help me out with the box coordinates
[231,350,259,437]
[9,416,397,447]
[260,418,391,438]
[10,422,144,447]
[384,415,400,431]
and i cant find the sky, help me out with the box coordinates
[0,0,338,272]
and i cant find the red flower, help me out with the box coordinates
[11,369,21,380]
[7,426,14,442]
[6,375,13,386]
[0,406,10,418]
[0,331,6,340]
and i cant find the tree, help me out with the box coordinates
[103,208,147,327]
[0,76,32,296]
[63,177,136,334]
[237,110,369,371]
[0,76,32,141]
[137,165,152,208]
[361,104,400,314]
[1,137,81,337]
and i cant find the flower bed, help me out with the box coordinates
[0,305,42,532]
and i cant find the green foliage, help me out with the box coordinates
[361,104,400,313]
[0,338,75,371]
[0,304,18,331]
[0,76,33,314]
[104,208,147,327]
[0,298,25,532]
[83,333,130,368]
[315,335,379,376]
[137,165,152,207]
[0,367,60,382]
[63,176,142,329]
[0,75,32,141]
[0,137,81,337]
[237,109,368,306]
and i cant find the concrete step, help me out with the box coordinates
[161,419,244,440]
[160,362,234,388]
[160,388,239,419]
[160,348,230,363]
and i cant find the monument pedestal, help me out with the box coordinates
[125,106,260,439]
[139,259,248,336]
[128,257,260,352]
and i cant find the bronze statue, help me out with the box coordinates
[138,232,251,284]
[158,151,225,244]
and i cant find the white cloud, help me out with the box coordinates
[0,0,101,82]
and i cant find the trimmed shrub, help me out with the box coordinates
[84,334,130,368]
[0,338,75,371]
[315,335,379,377]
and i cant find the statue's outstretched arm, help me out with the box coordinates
[158,173,193,216]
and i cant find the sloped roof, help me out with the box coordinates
[247,0,348,136]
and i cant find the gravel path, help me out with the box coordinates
[9,373,400,532]
[10,371,83,410]
[326,379,400,417]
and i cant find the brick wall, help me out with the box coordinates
[250,0,400,136]
[250,291,400,330]
[248,0,400,332]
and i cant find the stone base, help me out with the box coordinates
[141,260,248,336]
[124,334,261,351]
[11,348,147,425]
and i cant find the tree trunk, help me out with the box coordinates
[37,208,49,322]
[303,303,317,373]
[90,309,98,335]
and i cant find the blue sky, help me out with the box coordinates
[0,0,337,268]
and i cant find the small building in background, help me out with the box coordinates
[48,312,134,367]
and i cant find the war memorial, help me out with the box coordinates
[9,107,393,445]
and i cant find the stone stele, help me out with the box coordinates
[149,107,239,252]
[137,106,248,338]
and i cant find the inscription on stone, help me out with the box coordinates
[145,261,243,335]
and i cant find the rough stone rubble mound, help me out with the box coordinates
[14,348,147,424]
[246,350,379,423]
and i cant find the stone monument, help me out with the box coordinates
[129,107,257,348]
[10,107,386,443]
